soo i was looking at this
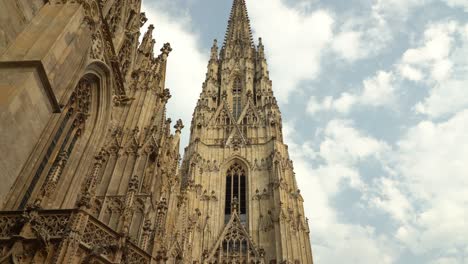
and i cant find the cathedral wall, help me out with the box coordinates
[0,3,97,209]
[1,3,92,102]
[0,0,45,55]
[183,137,311,262]
[0,67,53,206]
[54,66,113,209]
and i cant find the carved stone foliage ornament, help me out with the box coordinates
[199,190,218,202]
[90,31,105,61]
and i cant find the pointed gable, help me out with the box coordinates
[210,101,234,126]
[205,207,264,262]
[237,95,262,126]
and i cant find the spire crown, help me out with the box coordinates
[140,24,155,55]
[210,39,219,61]
[257,37,265,58]
[222,0,254,49]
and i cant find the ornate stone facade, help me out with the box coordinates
[0,0,183,262]
[0,0,314,263]
[175,0,314,263]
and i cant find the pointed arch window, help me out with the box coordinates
[225,163,247,223]
[19,79,92,209]
[232,77,242,120]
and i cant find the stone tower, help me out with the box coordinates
[178,0,314,262]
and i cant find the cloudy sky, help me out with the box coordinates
[142,0,468,263]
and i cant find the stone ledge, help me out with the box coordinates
[0,60,61,113]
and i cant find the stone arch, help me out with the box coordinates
[220,157,250,225]
[221,155,252,172]
[57,61,114,208]
[8,60,114,210]
[129,197,146,242]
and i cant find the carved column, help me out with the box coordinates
[152,198,168,257]
[140,219,152,251]
[155,247,168,264]
[51,152,106,264]
[121,175,139,235]
[34,151,70,208]
[155,198,168,237]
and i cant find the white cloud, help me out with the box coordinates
[307,95,357,115]
[368,110,468,257]
[142,3,207,148]
[415,80,468,117]
[332,93,357,113]
[284,121,396,264]
[321,119,389,165]
[315,20,468,122]
[248,0,334,102]
[302,107,468,262]
[306,96,324,115]
[443,0,468,11]
[397,21,468,118]
[306,71,396,115]
[397,110,468,206]
[398,64,424,81]
[373,0,430,19]
[399,21,457,82]
[332,31,365,62]
[361,71,396,106]
[430,257,461,264]
[370,178,412,223]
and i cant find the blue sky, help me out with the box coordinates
[142,0,468,263]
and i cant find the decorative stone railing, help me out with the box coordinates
[0,209,152,263]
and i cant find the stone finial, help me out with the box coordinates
[160,43,172,56]
[139,24,155,55]
[222,90,228,100]
[26,198,43,211]
[258,37,265,58]
[156,246,169,262]
[174,119,184,134]
[160,88,172,102]
[157,198,168,214]
[128,175,139,192]
[231,196,239,213]
[210,39,218,60]
[139,12,148,27]
[143,219,152,232]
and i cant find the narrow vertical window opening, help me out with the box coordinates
[225,163,247,224]
[232,78,242,120]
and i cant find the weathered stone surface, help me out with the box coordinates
[176,0,314,262]
[0,0,314,263]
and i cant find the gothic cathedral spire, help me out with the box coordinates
[221,0,255,59]
[178,0,314,263]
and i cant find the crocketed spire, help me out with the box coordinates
[210,39,219,61]
[222,0,254,48]
[139,24,155,56]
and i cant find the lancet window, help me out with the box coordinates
[19,79,92,209]
[232,77,242,120]
[225,163,247,223]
